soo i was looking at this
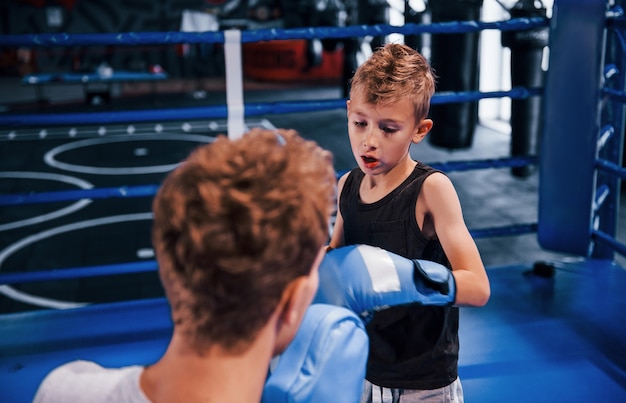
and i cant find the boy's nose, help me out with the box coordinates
[362,129,376,149]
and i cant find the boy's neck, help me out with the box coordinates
[141,329,274,403]
[361,158,417,196]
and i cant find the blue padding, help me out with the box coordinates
[0,298,172,403]
[538,0,606,255]
[262,304,368,403]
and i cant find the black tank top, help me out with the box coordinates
[339,163,459,390]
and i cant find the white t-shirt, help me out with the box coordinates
[33,360,150,403]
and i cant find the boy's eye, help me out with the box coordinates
[382,126,398,134]
[353,121,366,127]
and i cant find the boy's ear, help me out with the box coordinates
[413,119,433,143]
[280,277,308,324]
[272,277,311,355]
[273,248,323,355]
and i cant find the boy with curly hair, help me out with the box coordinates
[35,128,337,402]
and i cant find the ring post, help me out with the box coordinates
[537,0,607,256]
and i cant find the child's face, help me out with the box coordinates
[346,95,432,175]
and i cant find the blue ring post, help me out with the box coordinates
[538,0,607,256]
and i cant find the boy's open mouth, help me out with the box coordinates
[362,155,379,168]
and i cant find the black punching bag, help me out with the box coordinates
[404,0,425,52]
[501,0,549,177]
[428,0,483,149]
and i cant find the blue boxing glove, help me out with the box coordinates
[314,244,456,319]
[262,303,368,403]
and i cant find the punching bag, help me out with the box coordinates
[341,0,390,98]
[428,0,483,149]
[501,0,549,177]
[404,0,426,52]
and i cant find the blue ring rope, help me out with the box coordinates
[0,87,542,128]
[429,156,537,173]
[0,157,537,207]
[593,229,626,257]
[0,18,548,48]
[602,87,626,103]
[0,261,158,285]
[470,223,538,239]
[596,157,626,181]
[0,184,160,207]
[0,221,539,285]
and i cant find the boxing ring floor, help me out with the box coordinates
[1,83,626,401]
[1,260,625,402]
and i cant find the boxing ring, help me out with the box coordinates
[1,0,626,401]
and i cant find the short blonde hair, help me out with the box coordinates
[152,128,335,352]
[349,43,436,123]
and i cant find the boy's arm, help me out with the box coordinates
[328,172,349,250]
[419,173,490,307]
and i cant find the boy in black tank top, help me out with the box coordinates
[328,43,491,402]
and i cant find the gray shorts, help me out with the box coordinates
[360,377,464,403]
